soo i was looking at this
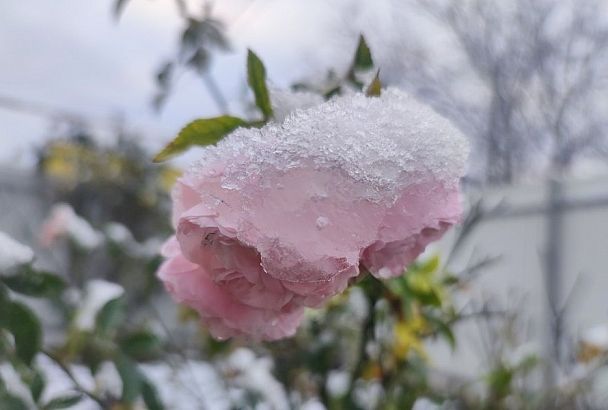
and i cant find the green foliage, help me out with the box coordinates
[154,37,388,164]
[247,49,274,121]
[346,35,375,90]
[384,255,447,310]
[96,296,127,338]
[487,364,514,400]
[365,70,382,97]
[153,116,246,162]
[352,34,374,71]
[119,330,162,360]
[1,267,66,299]
[141,377,165,410]
[43,394,83,410]
[0,391,28,410]
[39,134,174,240]
[114,354,142,404]
[294,34,379,99]
[154,50,278,162]
[113,352,165,408]
[28,369,45,403]
[0,300,42,366]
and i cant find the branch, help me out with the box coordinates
[41,349,108,408]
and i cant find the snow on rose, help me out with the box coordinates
[158,88,469,340]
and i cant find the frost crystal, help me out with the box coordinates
[192,88,469,203]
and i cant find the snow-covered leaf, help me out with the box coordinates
[2,268,65,298]
[75,280,124,331]
[141,377,164,410]
[0,301,42,365]
[0,232,34,272]
[119,330,161,360]
[43,393,83,409]
[95,296,126,336]
[114,354,142,404]
[0,391,28,410]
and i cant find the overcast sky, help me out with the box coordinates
[1,0,395,167]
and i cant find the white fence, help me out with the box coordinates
[432,176,608,383]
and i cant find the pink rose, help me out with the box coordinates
[158,89,468,340]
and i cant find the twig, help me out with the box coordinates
[41,349,108,408]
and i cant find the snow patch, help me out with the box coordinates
[74,280,124,331]
[0,231,34,272]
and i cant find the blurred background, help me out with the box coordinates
[2,0,608,409]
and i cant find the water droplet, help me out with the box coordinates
[316,216,330,229]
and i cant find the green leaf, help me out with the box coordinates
[0,301,42,365]
[119,330,161,360]
[44,394,83,409]
[441,274,460,286]
[347,35,375,90]
[486,366,513,399]
[365,70,382,97]
[114,354,142,404]
[0,391,28,410]
[2,268,65,298]
[27,368,45,403]
[427,316,456,350]
[0,284,8,309]
[153,116,246,162]
[418,255,441,276]
[405,274,443,307]
[353,34,373,71]
[142,378,165,410]
[95,297,126,337]
[247,49,273,120]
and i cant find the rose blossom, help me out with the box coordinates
[158,88,469,340]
